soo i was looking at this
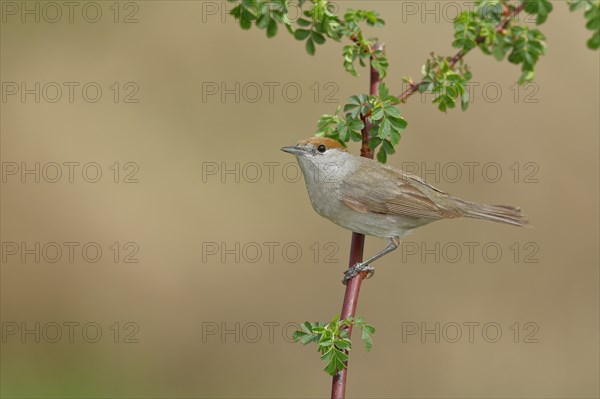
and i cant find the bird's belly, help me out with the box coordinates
[309,193,422,239]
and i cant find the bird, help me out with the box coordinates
[281,136,528,284]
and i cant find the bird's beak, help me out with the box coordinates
[281,145,305,155]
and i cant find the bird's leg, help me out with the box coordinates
[342,237,400,285]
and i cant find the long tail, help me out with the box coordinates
[456,199,529,227]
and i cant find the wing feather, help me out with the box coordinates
[340,161,460,220]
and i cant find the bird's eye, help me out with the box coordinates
[317,144,327,153]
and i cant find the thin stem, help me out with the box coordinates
[397,2,526,102]
[331,42,382,399]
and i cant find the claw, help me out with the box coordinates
[342,262,375,285]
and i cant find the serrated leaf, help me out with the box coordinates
[361,325,374,352]
[347,95,362,105]
[338,125,349,142]
[378,83,389,98]
[369,137,382,150]
[371,107,384,121]
[348,119,364,131]
[389,129,401,146]
[344,103,359,112]
[350,130,363,142]
[379,119,391,139]
[383,105,401,117]
[382,140,395,155]
[376,146,387,163]
[388,116,407,132]
[321,347,348,376]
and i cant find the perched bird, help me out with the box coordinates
[281,137,528,284]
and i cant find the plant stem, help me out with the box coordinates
[331,42,383,399]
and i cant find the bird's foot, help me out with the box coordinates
[342,262,375,285]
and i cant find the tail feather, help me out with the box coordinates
[457,200,529,227]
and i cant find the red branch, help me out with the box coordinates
[331,42,382,399]
[398,2,526,103]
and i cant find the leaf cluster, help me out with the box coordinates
[228,0,388,77]
[451,0,548,84]
[292,315,375,376]
[315,83,407,163]
[417,55,473,112]
[569,0,600,49]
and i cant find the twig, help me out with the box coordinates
[398,2,526,102]
[331,42,383,399]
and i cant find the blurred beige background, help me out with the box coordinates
[1,1,598,398]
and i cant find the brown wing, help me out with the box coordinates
[340,161,460,220]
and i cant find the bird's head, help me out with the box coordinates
[281,137,347,158]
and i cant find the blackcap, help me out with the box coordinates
[282,137,528,284]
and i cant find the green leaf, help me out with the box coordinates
[389,129,401,146]
[588,31,600,49]
[297,18,312,27]
[518,70,535,84]
[240,15,251,30]
[337,123,349,141]
[568,0,600,49]
[294,28,311,40]
[383,105,401,117]
[350,130,362,142]
[461,90,470,111]
[524,0,553,25]
[376,146,387,163]
[306,38,316,55]
[369,137,382,150]
[369,106,383,120]
[378,82,389,98]
[360,325,375,352]
[348,118,365,131]
[312,31,326,44]
[382,139,395,155]
[347,95,362,106]
[267,19,278,37]
[379,118,391,139]
[321,347,349,376]
[388,116,407,132]
[256,13,269,29]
